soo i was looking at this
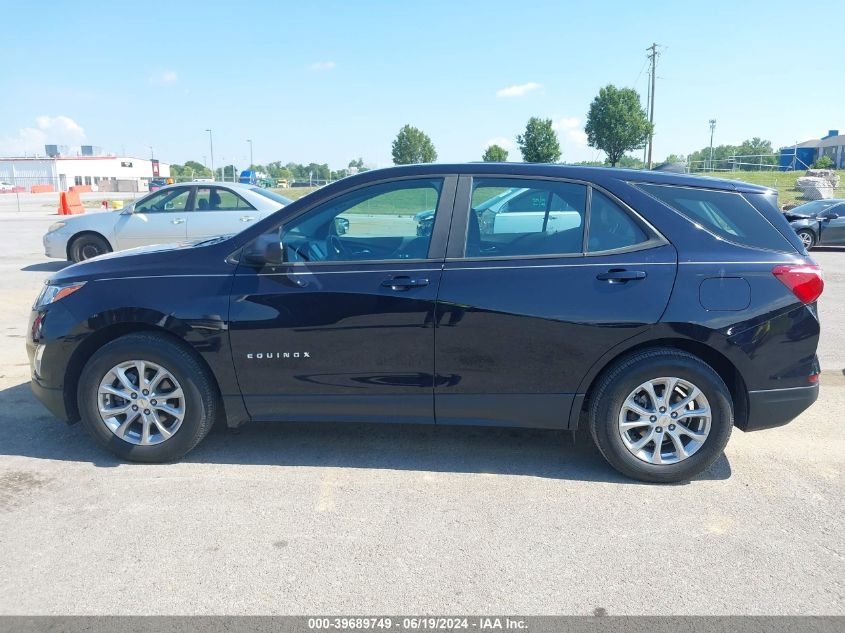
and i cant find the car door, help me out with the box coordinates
[187,186,261,239]
[113,186,192,250]
[433,175,678,429]
[818,203,845,244]
[228,175,456,424]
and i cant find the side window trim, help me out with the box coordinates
[446,176,665,261]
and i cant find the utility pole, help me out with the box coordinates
[646,43,659,169]
[247,139,253,170]
[205,129,215,180]
[708,119,717,171]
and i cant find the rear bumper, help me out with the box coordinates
[741,384,819,431]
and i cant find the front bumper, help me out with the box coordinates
[741,384,819,431]
[43,230,68,259]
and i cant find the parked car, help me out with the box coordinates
[0,181,15,192]
[28,164,822,483]
[43,182,292,262]
[148,177,169,192]
[784,199,845,248]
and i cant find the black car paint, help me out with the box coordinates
[28,164,820,435]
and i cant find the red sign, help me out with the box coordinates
[151,159,160,177]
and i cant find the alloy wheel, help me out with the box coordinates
[97,360,186,445]
[617,376,711,465]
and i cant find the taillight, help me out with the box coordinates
[772,264,824,304]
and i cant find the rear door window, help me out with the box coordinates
[637,183,794,252]
[468,179,587,257]
[588,191,649,252]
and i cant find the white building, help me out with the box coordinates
[0,155,171,193]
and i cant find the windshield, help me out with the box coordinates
[794,200,842,215]
[250,187,292,206]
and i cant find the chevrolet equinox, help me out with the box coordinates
[27,164,823,482]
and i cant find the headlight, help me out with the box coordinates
[47,221,67,233]
[34,281,86,309]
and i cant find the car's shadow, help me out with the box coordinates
[21,261,71,272]
[0,382,731,484]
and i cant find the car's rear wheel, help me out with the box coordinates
[588,348,733,483]
[797,229,816,249]
[69,233,111,262]
[77,333,218,462]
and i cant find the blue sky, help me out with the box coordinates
[1,0,843,168]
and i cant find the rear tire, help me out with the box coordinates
[588,348,733,483]
[77,333,218,462]
[797,229,816,249]
[69,233,111,262]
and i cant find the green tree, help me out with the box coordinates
[392,125,437,164]
[516,117,561,163]
[169,160,212,181]
[482,144,509,162]
[585,85,652,167]
[663,153,686,164]
[614,155,645,169]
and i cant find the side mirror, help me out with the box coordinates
[243,228,284,265]
[820,212,837,220]
[334,217,349,235]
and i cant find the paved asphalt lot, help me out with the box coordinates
[0,193,842,615]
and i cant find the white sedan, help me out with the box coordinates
[44,182,292,262]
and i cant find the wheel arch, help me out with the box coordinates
[66,230,114,260]
[571,337,748,431]
[63,322,225,425]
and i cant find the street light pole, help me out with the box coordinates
[709,119,716,171]
[149,146,154,160]
[247,139,253,170]
[205,129,215,180]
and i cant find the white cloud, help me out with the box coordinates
[0,115,86,155]
[483,137,514,151]
[552,116,588,147]
[309,61,336,71]
[496,82,542,98]
[149,70,178,85]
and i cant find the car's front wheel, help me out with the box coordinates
[589,348,733,483]
[797,229,816,249]
[77,333,219,462]
[69,233,112,262]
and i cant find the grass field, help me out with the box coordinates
[693,169,845,208]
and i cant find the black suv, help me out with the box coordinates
[27,164,823,482]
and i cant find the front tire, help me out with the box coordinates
[69,233,111,262]
[589,348,733,483]
[77,333,218,462]
[797,229,816,249]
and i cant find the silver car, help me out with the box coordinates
[44,182,292,262]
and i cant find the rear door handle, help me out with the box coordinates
[240,216,256,222]
[170,218,186,225]
[596,269,647,283]
[381,276,430,291]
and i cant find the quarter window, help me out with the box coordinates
[466,178,587,257]
[588,190,649,252]
[280,178,443,263]
[638,183,793,251]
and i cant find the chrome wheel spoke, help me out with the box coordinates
[150,410,172,439]
[154,387,183,401]
[619,419,651,431]
[99,402,132,417]
[651,433,664,464]
[100,384,131,400]
[676,423,707,443]
[114,410,140,438]
[629,429,656,452]
[670,387,701,412]
[623,398,652,417]
[667,430,688,460]
[114,366,137,392]
[676,408,709,420]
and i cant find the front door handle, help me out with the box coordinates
[170,218,186,225]
[596,269,647,283]
[240,216,256,222]
[381,276,430,291]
